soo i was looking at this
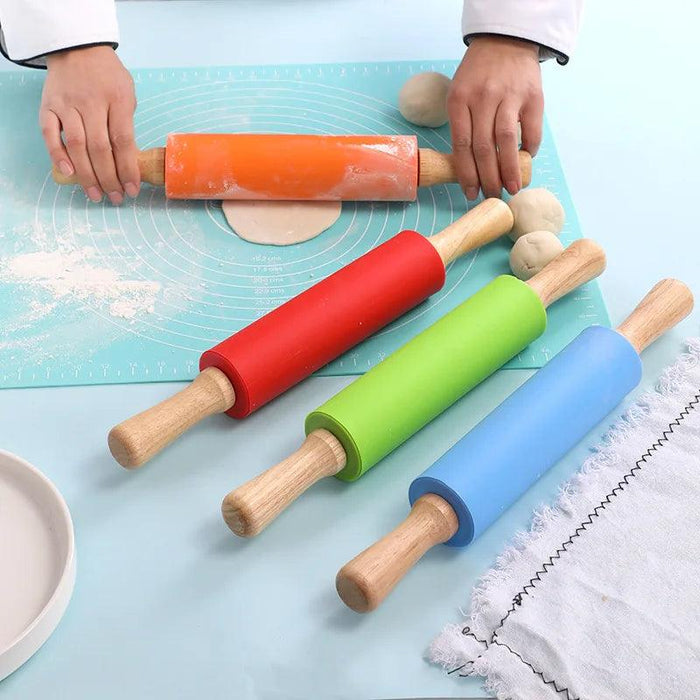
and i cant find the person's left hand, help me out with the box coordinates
[447,36,543,200]
[40,46,139,205]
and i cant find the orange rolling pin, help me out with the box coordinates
[108,198,516,468]
[52,134,532,201]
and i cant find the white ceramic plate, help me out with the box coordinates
[0,450,75,681]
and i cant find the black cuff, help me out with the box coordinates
[463,32,569,66]
[0,31,118,70]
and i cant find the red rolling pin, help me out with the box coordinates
[108,198,516,468]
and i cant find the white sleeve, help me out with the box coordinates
[461,0,583,65]
[0,0,119,68]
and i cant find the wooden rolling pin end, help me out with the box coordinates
[108,425,146,470]
[429,198,514,266]
[107,367,236,469]
[616,278,694,354]
[221,492,257,537]
[52,147,166,187]
[52,168,76,186]
[519,150,533,188]
[335,570,375,614]
[336,494,458,613]
[526,238,606,308]
[221,429,347,537]
[418,149,532,191]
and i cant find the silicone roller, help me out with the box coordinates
[52,134,532,201]
[109,199,515,468]
[221,239,606,537]
[336,279,693,612]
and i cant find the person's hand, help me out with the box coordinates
[448,36,543,200]
[41,46,139,205]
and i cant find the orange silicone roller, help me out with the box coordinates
[52,133,533,201]
[166,134,419,201]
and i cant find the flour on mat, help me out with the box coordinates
[4,246,160,319]
[26,300,57,321]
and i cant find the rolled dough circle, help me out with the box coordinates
[398,72,452,128]
[509,230,565,280]
[222,200,342,246]
[507,188,565,241]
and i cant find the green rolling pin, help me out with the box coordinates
[221,239,606,537]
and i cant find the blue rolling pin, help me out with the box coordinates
[336,279,693,612]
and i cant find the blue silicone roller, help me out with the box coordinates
[336,279,693,612]
[409,324,642,546]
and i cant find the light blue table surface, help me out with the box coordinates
[0,2,698,699]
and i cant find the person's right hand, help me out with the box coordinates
[447,36,543,200]
[41,46,139,205]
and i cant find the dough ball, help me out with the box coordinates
[508,188,565,241]
[509,230,565,280]
[222,200,342,246]
[398,72,451,128]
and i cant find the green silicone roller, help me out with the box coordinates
[222,239,605,537]
[307,275,545,480]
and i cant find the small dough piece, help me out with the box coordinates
[507,188,565,241]
[398,72,451,128]
[222,200,342,246]
[509,230,565,280]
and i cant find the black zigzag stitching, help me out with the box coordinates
[461,626,489,646]
[491,639,578,699]
[448,627,489,676]
[446,390,700,694]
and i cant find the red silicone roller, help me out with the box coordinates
[200,231,445,418]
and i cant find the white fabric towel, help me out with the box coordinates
[429,340,700,700]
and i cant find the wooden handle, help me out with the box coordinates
[108,367,235,468]
[336,494,458,613]
[616,279,693,354]
[526,238,606,308]
[52,147,166,186]
[418,149,532,189]
[221,429,346,537]
[428,198,513,266]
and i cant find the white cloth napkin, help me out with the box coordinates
[429,340,700,700]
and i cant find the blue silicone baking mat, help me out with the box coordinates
[0,61,608,388]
